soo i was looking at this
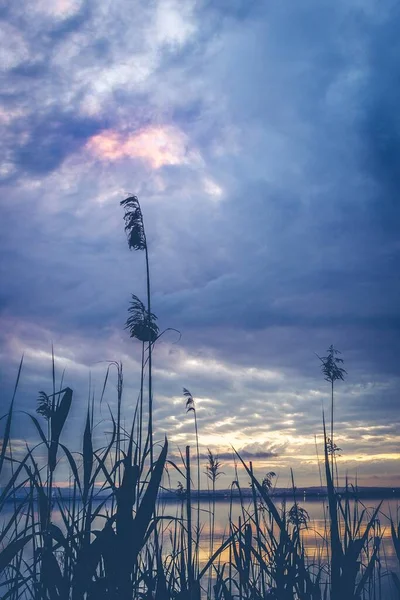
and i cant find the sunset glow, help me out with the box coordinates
[87,126,196,169]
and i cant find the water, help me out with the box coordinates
[157,496,400,597]
[156,496,400,551]
[2,496,400,598]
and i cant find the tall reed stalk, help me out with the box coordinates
[186,444,193,592]
[184,387,201,575]
[121,195,156,470]
[317,345,346,476]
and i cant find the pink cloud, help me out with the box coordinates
[35,0,82,17]
[86,125,198,169]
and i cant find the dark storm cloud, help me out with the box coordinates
[169,449,278,463]
[361,7,400,230]
[14,112,104,174]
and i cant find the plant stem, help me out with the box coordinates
[186,445,193,591]
[194,409,200,576]
[331,378,334,475]
[138,342,145,473]
[145,244,154,471]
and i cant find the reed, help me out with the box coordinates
[120,195,155,470]
[316,345,346,478]
[184,387,201,576]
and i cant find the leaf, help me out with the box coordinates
[89,407,116,488]
[0,502,25,547]
[166,459,186,480]
[0,535,33,573]
[49,523,67,548]
[53,387,73,438]
[49,387,73,472]
[23,412,49,447]
[155,552,169,600]
[115,461,139,537]
[72,520,115,599]
[391,520,400,562]
[354,536,382,597]
[60,443,82,496]
[41,546,67,599]
[0,453,30,507]
[83,408,93,503]
[0,356,23,475]
[123,438,168,566]
[392,572,400,594]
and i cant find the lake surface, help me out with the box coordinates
[2,496,400,598]
[158,496,400,558]
[158,496,400,598]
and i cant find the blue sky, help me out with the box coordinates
[1,0,400,488]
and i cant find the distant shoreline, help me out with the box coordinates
[3,487,400,503]
[159,487,400,501]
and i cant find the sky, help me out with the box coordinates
[1,0,400,489]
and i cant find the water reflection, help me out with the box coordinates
[158,496,400,593]
[2,496,399,597]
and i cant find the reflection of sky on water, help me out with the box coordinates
[2,497,400,597]
[159,498,400,589]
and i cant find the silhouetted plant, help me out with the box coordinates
[176,481,187,502]
[288,503,310,528]
[125,294,157,472]
[120,195,156,469]
[183,387,201,575]
[326,438,342,457]
[205,449,224,484]
[205,449,224,565]
[120,194,146,250]
[36,391,52,420]
[317,344,346,472]
[184,390,200,492]
[262,471,276,493]
[35,387,72,473]
[125,294,159,343]
[390,517,400,594]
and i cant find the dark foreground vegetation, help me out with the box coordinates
[1,196,399,599]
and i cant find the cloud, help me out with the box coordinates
[170,448,279,463]
[0,23,30,71]
[14,112,103,174]
[87,125,200,169]
[34,0,84,19]
[0,0,399,487]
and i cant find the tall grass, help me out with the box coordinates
[1,360,399,599]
